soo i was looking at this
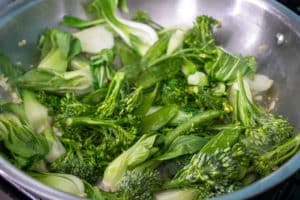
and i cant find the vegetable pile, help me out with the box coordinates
[0,0,299,199]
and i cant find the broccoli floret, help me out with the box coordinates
[168,129,249,189]
[97,72,126,118]
[232,73,293,154]
[193,87,230,111]
[65,117,138,150]
[183,16,219,49]
[254,133,300,176]
[119,86,143,116]
[159,77,190,106]
[116,169,163,200]
[55,116,139,184]
[50,138,100,183]
[58,93,95,118]
[160,155,192,179]
[159,77,230,112]
[53,93,97,137]
[35,91,61,114]
[242,115,293,155]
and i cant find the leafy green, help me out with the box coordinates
[172,129,248,184]
[0,3,299,200]
[163,110,224,148]
[90,0,158,55]
[204,48,257,82]
[30,172,86,197]
[102,133,163,191]
[90,48,115,89]
[137,57,183,88]
[140,105,179,133]
[255,133,300,176]
[60,15,105,29]
[0,113,49,168]
[132,10,163,31]
[37,29,81,72]
[16,45,115,96]
[232,73,293,154]
[157,135,208,160]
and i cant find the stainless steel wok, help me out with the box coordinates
[0,0,300,199]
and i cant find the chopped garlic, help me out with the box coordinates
[18,39,27,47]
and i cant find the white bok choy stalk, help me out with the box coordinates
[73,26,114,54]
[90,0,158,56]
[23,90,65,163]
[30,172,86,197]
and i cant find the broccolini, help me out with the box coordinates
[0,1,299,200]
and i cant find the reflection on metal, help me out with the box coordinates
[176,0,197,21]
[276,33,285,45]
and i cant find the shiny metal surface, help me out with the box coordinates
[0,0,299,199]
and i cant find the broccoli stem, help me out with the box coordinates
[60,16,106,29]
[255,133,300,176]
[66,117,119,127]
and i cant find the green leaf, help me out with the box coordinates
[81,88,108,104]
[157,135,208,160]
[90,48,115,89]
[137,57,183,88]
[38,29,81,72]
[60,15,105,29]
[115,39,141,67]
[201,129,240,154]
[134,84,158,116]
[140,104,179,133]
[142,33,171,66]
[164,110,224,148]
[204,48,257,82]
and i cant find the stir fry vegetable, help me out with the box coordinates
[0,0,299,200]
